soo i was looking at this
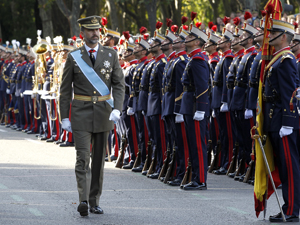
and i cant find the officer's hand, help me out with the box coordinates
[127,107,134,116]
[244,109,253,119]
[212,110,216,118]
[20,93,23,98]
[175,114,184,123]
[279,126,293,138]
[109,109,121,122]
[220,103,228,112]
[31,93,36,99]
[6,88,10,94]
[193,111,205,121]
[296,87,300,99]
[142,111,145,116]
[61,118,72,132]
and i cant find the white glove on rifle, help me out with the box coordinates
[109,109,121,122]
[6,88,10,94]
[193,111,205,121]
[279,126,293,138]
[61,118,72,132]
[175,114,184,123]
[127,107,134,116]
[212,110,216,118]
[220,103,228,112]
[244,109,253,119]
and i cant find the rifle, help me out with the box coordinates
[243,151,255,183]
[180,160,192,188]
[164,144,177,184]
[158,143,171,181]
[132,149,141,168]
[233,156,245,180]
[146,144,157,176]
[207,140,213,167]
[226,142,239,175]
[208,140,221,173]
[142,141,152,172]
[115,120,127,168]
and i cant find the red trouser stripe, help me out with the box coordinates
[195,120,204,183]
[226,112,233,169]
[282,136,294,215]
[54,101,60,141]
[159,115,167,161]
[143,118,149,153]
[113,125,119,157]
[130,116,138,157]
[181,122,189,166]
[23,98,28,129]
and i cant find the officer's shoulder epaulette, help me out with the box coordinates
[211,59,219,63]
[225,54,234,58]
[179,55,185,61]
[192,55,204,60]
[280,53,294,63]
[161,58,167,64]
[251,51,258,56]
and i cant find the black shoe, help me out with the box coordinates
[148,173,159,179]
[213,167,227,175]
[0,122,5,126]
[228,171,236,178]
[122,163,133,169]
[77,201,88,217]
[167,179,182,186]
[22,129,29,133]
[269,212,299,222]
[46,138,55,143]
[160,177,165,182]
[35,134,40,137]
[238,173,246,182]
[132,165,143,172]
[105,155,118,162]
[183,181,207,190]
[89,206,104,214]
[16,128,22,131]
[59,142,74,147]
[277,184,282,189]
[38,136,47,141]
[5,124,11,128]
[26,131,36,134]
[54,140,63,145]
[141,170,148,176]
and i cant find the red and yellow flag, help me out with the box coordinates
[254,0,283,217]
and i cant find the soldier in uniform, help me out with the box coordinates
[59,16,125,216]
[180,13,209,190]
[265,19,300,223]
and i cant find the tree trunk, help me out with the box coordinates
[145,0,157,36]
[86,0,101,16]
[170,0,182,28]
[208,0,221,23]
[38,0,54,39]
[106,0,120,31]
[222,0,232,18]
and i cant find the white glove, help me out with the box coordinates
[127,107,134,116]
[220,103,228,112]
[20,93,24,98]
[61,118,72,132]
[15,89,20,97]
[279,126,293,138]
[142,111,145,115]
[298,107,300,116]
[175,114,184,123]
[193,111,205,121]
[109,109,121,122]
[244,109,253,119]
[31,93,36,99]
[296,87,300,99]
[212,110,216,118]
[6,88,10,94]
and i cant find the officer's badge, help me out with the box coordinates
[108,53,112,57]
[91,17,98,24]
[104,60,110,68]
[105,74,110,80]
[101,68,106,74]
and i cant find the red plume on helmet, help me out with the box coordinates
[294,22,299,29]
[181,16,188,25]
[123,31,130,40]
[79,34,83,40]
[212,25,217,32]
[166,18,173,28]
[72,36,77,41]
[195,22,202,28]
[266,4,275,14]
[223,16,230,25]
[171,25,178,33]
[233,17,241,26]
[208,21,214,29]
[156,21,163,29]
[244,11,252,20]
[183,25,188,30]
[191,11,197,21]
[261,10,267,17]
[139,26,147,35]
[101,17,108,26]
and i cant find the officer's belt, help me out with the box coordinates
[213,81,223,87]
[139,84,149,91]
[149,86,160,93]
[234,80,247,88]
[10,80,15,83]
[25,78,32,82]
[249,81,258,88]
[227,82,234,89]
[74,94,111,102]
[164,86,175,92]
[262,93,280,103]
[16,80,22,84]
[130,91,139,97]
[183,86,195,92]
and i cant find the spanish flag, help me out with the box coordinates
[254,0,282,217]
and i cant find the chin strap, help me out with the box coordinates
[290,41,300,51]
[239,35,253,45]
[184,37,198,44]
[268,31,285,44]
[123,52,133,58]
[218,39,230,46]
[149,43,161,50]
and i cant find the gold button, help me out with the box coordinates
[93,102,96,104]
[94,91,96,94]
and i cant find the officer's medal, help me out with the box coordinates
[103,60,111,80]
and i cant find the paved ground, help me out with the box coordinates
[0,127,296,225]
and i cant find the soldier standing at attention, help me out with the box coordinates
[59,16,125,216]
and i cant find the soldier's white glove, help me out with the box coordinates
[142,110,145,116]
[6,88,10,94]
[220,103,228,112]
[127,107,134,116]
[212,110,216,118]
[31,93,36,99]
[175,114,184,123]
[193,111,205,121]
[279,126,293,138]
[61,118,72,132]
[20,93,24,98]
[296,87,300,99]
[298,107,300,116]
[244,109,253,119]
[109,109,121,122]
